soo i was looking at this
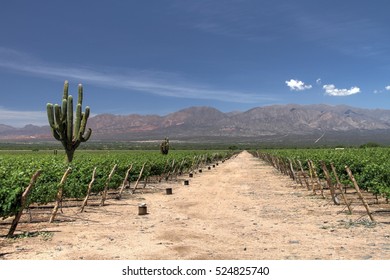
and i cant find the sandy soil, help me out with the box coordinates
[1,150,389,260]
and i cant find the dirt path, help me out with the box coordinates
[1,151,389,260]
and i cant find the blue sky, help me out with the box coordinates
[1,0,390,127]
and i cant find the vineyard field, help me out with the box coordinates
[256,147,390,199]
[0,150,233,220]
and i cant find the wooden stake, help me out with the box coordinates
[292,159,303,187]
[285,160,291,177]
[298,160,311,190]
[282,159,289,176]
[49,167,72,223]
[330,163,352,214]
[281,158,287,174]
[132,162,146,194]
[194,155,200,170]
[80,167,97,213]
[175,159,185,178]
[288,158,296,181]
[159,159,171,182]
[117,164,133,199]
[308,160,324,197]
[321,161,339,205]
[142,176,149,189]
[165,159,175,181]
[309,161,324,199]
[345,166,375,222]
[307,160,316,194]
[7,170,42,238]
[100,164,118,206]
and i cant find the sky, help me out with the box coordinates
[1,0,390,127]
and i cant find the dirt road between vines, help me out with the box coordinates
[1,150,390,260]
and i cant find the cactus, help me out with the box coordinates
[160,137,170,155]
[47,81,92,163]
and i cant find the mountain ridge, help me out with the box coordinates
[1,104,390,144]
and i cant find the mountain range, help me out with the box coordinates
[1,104,390,145]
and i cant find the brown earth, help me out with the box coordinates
[1,150,389,260]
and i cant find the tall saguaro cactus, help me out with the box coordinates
[47,80,92,163]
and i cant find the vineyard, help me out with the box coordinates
[0,149,234,237]
[1,149,390,260]
[252,147,390,223]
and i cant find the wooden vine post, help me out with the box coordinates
[278,158,284,174]
[201,154,207,168]
[292,159,303,187]
[281,159,286,175]
[320,161,339,205]
[159,159,170,182]
[193,155,199,172]
[165,159,175,181]
[175,159,186,178]
[285,159,292,178]
[307,160,317,194]
[309,160,325,198]
[80,167,97,213]
[100,164,118,206]
[288,158,296,182]
[132,162,146,194]
[345,166,376,222]
[49,167,72,223]
[274,157,280,172]
[7,170,42,238]
[297,160,311,190]
[117,164,133,199]
[271,155,277,169]
[330,163,352,214]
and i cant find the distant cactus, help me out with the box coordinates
[47,81,92,163]
[160,137,170,155]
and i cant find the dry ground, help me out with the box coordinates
[1,151,389,260]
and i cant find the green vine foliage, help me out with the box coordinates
[0,150,234,219]
[260,147,390,199]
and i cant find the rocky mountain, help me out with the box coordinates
[1,104,390,144]
[225,104,390,136]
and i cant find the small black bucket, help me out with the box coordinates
[166,188,173,195]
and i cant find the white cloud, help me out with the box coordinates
[316,78,322,85]
[323,84,361,96]
[385,85,390,91]
[0,107,47,128]
[285,79,312,91]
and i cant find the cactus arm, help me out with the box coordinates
[51,128,62,141]
[84,106,90,120]
[61,99,67,123]
[54,104,62,128]
[67,95,73,144]
[73,128,91,152]
[78,83,83,105]
[73,84,84,141]
[46,103,56,128]
[74,103,82,140]
[62,80,69,100]
[78,107,90,139]
[81,128,92,142]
